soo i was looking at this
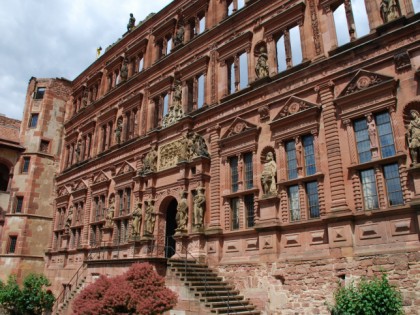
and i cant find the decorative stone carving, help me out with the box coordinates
[407,109,420,164]
[140,145,158,174]
[261,152,277,197]
[258,105,270,122]
[176,191,188,231]
[120,58,129,82]
[131,199,142,237]
[105,196,115,228]
[255,46,269,79]
[344,75,383,95]
[64,206,73,232]
[73,180,87,191]
[193,187,205,229]
[127,13,136,32]
[173,25,185,47]
[75,140,82,163]
[115,117,123,144]
[82,89,88,107]
[162,80,184,127]
[189,132,210,159]
[143,200,156,236]
[394,51,411,71]
[380,0,400,24]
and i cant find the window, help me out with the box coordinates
[302,135,316,175]
[244,194,254,228]
[15,197,23,213]
[230,156,239,192]
[230,197,240,230]
[227,0,245,16]
[276,26,303,72]
[22,157,30,173]
[197,75,205,109]
[227,52,248,95]
[383,163,404,206]
[34,87,46,99]
[360,169,379,210]
[29,113,39,128]
[288,185,300,221]
[39,140,50,153]
[0,163,9,191]
[114,220,129,245]
[243,152,253,189]
[8,236,17,253]
[286,140,298,179]
[306,181,320,218]
[90,225,103,247]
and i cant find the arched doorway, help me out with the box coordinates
[164,198,178,258]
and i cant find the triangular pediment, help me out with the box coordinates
[116,161,135,176]
[93,171,110,185]
[273,97,319,121]
[221,117,258,140]
[73,179,88,192]
[57,186,70,197]
[338,70,395,97]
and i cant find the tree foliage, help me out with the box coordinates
[0,274,54,315]
[328,274,404,315]
[73,263,177,315]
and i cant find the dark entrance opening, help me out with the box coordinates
[165,198,178,258]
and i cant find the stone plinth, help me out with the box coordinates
[408,164,420,200]
[256,195,280,226]
[101,227,113,245]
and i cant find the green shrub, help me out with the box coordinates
[328,274,403,315]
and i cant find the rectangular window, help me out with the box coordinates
[118,190,124,215]
[90,226,97,247]
[354,117,371,163]
[198,16,206,34]
[228,61,235,94]
[230,197,240,230]
[286,140,298,179]
[126,188,131,213]
[230,156,239,192]
[39,140,50,153]
[8,236,17,253]
[29,113,39,128]
[239,52,248,90]
[383,163,404,206]
[306,181,320,218]
[243,152,253,189]
[375,112,395,158]
[34,87,46,99]
[244,194,254,228]
[15,197,23,213]
[197,75,205,108]
[163,94,169,116]
[22,157,30,173]
[302,135,316,176]
[288,185,300,221]
[360,169,379,210]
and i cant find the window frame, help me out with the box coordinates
[29,113,39,128]
[7,235,18,254]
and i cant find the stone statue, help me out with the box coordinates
[367,115,378,148]
[173,25,185,47]
[115,118,123,144]
[295,137,302,168]
[172,80,182,106]
[176,191,188,231]
[131,200,142,236]
[255,46,269,79]
[105,196,115,228]
[141,145,158,173]
[380,0,400,23]
[120,58,129,82]
[179,136,189,161]
[261,152,277,196]
[127,13,136,32]
[408,109,420,164]
[193,187,206,228]
[75,140,82,163]
[96,46,102,59]
[187,132,209,159]
[82,89,88,107]
[64,206,74,231]
[143,200,156,236]
[162,80,184,127]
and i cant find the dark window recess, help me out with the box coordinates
[15,197,23,213]
[34,87,46,99]
[22,157,30,173]
[29,114,39,128]
[8,236,17,253]
[39,140,50,153]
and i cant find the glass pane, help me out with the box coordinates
[231,197,240,230]
[239,52,248,90]
[244,194,254,228]
[276,36,287,72]
[333,3,350,46]
[286,140,298,179]
[289,185,300,221]
[166,38,172,54]
[360,169,379,210]
[139,58,144,71]
[230,156,239,192]
[375,112,395,158]
[197,75,205,108]
[354,117,371,163]
[228,2,234,15]
[244,152,253,189]
[238,0,245,10]
[383,163,404,206]
[229,62,235,94]
[306,181,320,218]
[290,26,302,66]
[163,94,169,116]
[303,135,316,175]
[352,0,370,38]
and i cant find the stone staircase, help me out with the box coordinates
[54,275,87,315]
[168,259,260,314]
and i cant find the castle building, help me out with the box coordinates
[3,0,420,314]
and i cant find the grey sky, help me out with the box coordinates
[0,0,172,120]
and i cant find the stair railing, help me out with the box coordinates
[147,241,254,314]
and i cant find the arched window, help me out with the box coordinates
[0,163,10,191]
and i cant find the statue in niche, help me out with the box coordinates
[115,118,123,144]
[127,13,136,32]
[367,115,378,148]
[64,205,74,232]
[143,200,156,236]
[105,196,115,228]
[141,145,158,173]
[193,187,206,229]
[408,109,420,164]
[172,80,182,107]
[120,58,129,82]
[75,140,82,163]
[188,132,209,159]
[162,80,184,127]
[261,152,277,196]
[380,0,400,23]
[82,89,88,107]
[131,199,142,236]
[255,46,269,79]
[295,137,302,168]
[179,136,189,162]
[176,191,188,231]
[173,25,185,47]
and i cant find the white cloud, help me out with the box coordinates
[0,0,172,120]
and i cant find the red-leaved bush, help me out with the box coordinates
[72,263,177,315]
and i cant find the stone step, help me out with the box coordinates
[193,285,235,292]
[186,280,225,286]
[201,295,244,303]
[195,289,240,297]
[211,305,257,314]
[205,300,251,308]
